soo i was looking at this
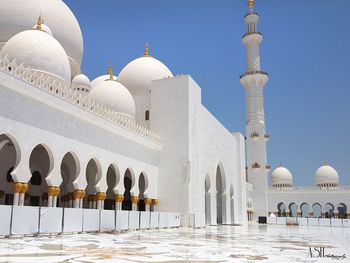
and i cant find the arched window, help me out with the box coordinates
[145,110,150,121]
[6,167,14,183]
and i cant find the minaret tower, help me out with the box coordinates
[240,0,269,221]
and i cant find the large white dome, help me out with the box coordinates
[118,53,173,95]
[271,166,293,188]
[88,75,136,118]
[315,165,339,188]
[0,0,83,77]
[0,27,71,85]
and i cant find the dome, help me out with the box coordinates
[271,166,293,188]
[71,73,91,93]
[118,44,173,95]
[0,23,71,85]
[88,67,136,118]
[31,23,52,36]
[0,0,83,77]
[315,165,339,188]
[91,74,117,89]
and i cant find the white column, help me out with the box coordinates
[48,195,53,207]
[52,196,57,207]
[13,192,19,206]
[19,193,25,206]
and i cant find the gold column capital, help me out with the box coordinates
[12,182,22,193]
[20,183,28,193]
[48,186,56,197]
[131,196,139,204]
[114,194,124,202]
[144,198,152,205]
[96,192,106,201]
[151,198,158,206]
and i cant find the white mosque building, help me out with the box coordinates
[0,0,348,236]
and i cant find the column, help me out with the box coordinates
[92,194,97,209]
[297,210,302,218]
[88,195,93,208]
[334,213,338,219]
[12,182,22,206]
[96,192,106,209]
[131,196,139,211]
[73,190,80,208]
[144,198,152,211]
[68,193,73,208]
[53,187,60,207]
[151,199,158,212]
[79,190,85,208]
[19,183,28,206]
[114,194,124,210]
[47,186,56,207]
[321,212,326,218]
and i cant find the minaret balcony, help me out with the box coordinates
[265,165,271,170]
[240,70,268,79]
[252,163,260,169]
[264,134,270,141]
[251,132,259,141]
[242,31,262,39]
[240,70,269,88]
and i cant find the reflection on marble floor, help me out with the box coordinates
[0,224,349,262]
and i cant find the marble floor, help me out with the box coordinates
[0,224,349,262]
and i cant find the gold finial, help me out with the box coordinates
[248,0,254,9]
[144,42,149,57]
[108,64,113,80]
[37,15,43,30]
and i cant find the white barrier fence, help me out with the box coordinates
[0,205,181,237]
[267,216,350,227]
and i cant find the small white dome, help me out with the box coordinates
[91,74,117,89]
[31,23,52,36]
[88,77,136,118]
[272,166,293,187]
[0,0,83,77]
[0,28,71,85]
[315,165,339,187]
[118,53,173,95]
[71,74,91,93]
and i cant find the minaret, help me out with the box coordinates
[240,0,269,221]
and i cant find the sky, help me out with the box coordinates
[64,0,350,186]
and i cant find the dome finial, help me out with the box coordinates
[36,15,43,30]
[248,0,254,10]
[108,64,113,80]
[144,42,149,57]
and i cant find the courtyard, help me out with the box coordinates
[0,224,349,262]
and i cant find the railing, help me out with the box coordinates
[244,11,259,18]
[0,55,162,145]
[240,70,269,79]
[242,31,262,39]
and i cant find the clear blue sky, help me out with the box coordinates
[64,0,350,186]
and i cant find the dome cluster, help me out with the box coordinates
[0,1,173,120]
[271,164,340,189]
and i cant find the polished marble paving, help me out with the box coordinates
[0,224,349,262]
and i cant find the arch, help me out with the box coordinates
[289,203,298,217]
[324,203,334,218]
[277,202,286,217]
[312,203,322,218]
[138,172,148,211]
[0,134,21,205]
[85,158,102,196]
[105,163,120,210]
[122,168,134,211]
[204,174,211,225]
[300,203,310,218]
[28,144,53,206]
[59,152,79,207]
[337,203,347,219]
[216,163,226,224]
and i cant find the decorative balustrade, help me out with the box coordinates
[0,55,161,145]
[240,70,268,79]
[242,31,262,39]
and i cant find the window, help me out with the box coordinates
[145,110,150,121]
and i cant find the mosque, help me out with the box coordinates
[0,0,349,235]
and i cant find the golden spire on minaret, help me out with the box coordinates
[248,0,254,9]
[36,15,43,30]
[108,64,113,80]
[144,42,149,57]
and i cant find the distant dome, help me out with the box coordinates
[315,165,339,188]
[71,73,91,93]
[0,0,83,77]
[0,25,71,85]
[118,46,173,95]
[88,70,135,118]
[91,74,117,89]
[271,166,293,188]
